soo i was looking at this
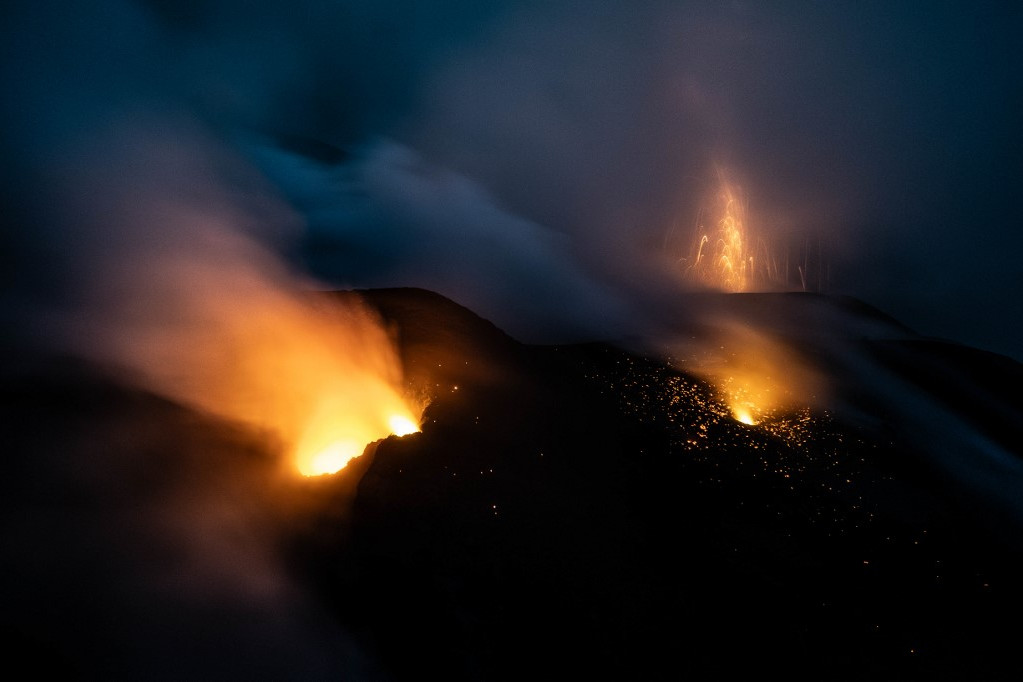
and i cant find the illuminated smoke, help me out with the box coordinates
[57,125,423,478]
[668,316,827,425]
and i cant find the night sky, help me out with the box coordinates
[2,1,1021,356]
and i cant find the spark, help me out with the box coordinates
[683,177,752,292]
[677,168,787,292]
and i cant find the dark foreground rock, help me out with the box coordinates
[3,288,1022,680]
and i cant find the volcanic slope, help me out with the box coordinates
[4,288,1023,680]
[306,288,1023,681]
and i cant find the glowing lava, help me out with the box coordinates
[686,179,751,292]
[276,323,425,478]
[296,413,427,478]
[678,168,787,293]
[296,401,423,477]
[303,441,362,477]
[731,404,757,426]
[674,322,824,427]
[388,415,421,437]
[721,374,769,425]
[298,412,421,477]
[65,158,427,480]
[95,240,425,479]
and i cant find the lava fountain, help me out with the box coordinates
[679,171,781,292]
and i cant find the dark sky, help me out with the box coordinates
[2,1,1021,357]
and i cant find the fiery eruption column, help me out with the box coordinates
[686,180,751,292]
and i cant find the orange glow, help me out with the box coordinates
[686,178,751,292]
[721,372,770,425]
[677,168,785,293]
[146,288,423,477]
[295,398,422,477]
[675,321,823,426]
[302,441,362,477]
[92,221,424,477]
[388,415,421,437]
[299,411,421,477]
[297,407,422,477]
[731,403,757,426]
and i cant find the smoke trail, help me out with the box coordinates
[248,137,636,342]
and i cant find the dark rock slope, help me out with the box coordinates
[3,288,1021,680]
[311,288,1023,681]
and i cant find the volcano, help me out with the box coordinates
[4,288,1022,680]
